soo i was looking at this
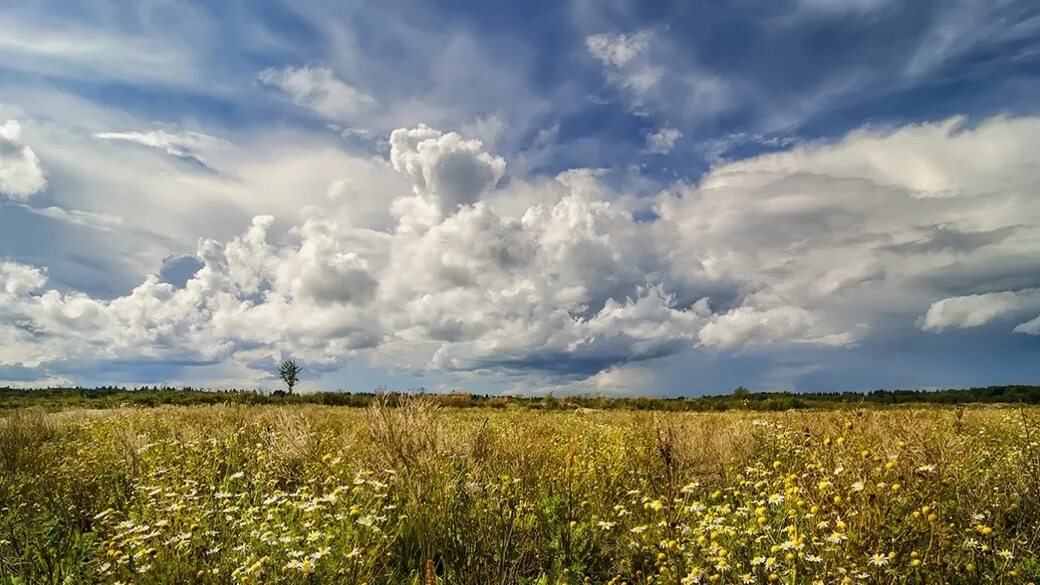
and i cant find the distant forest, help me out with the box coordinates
[2,384,1040,411]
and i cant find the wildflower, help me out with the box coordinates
[682,567,704,584]
[285,559,304,571]
[682,482,701,494]
[869,553,889,567]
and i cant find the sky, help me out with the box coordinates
[1,0,1039,395]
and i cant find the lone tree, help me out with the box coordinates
[278,360,302,394]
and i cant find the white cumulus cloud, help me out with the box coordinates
[388,124,506,226]
[3,115,1040,386]
[0,120,46,199]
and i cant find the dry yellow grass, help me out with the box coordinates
[1,402,1039,584]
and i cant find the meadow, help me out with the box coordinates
[2,400,1039,584]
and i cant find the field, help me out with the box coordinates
[2,401,1039,584]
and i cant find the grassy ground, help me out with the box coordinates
[1,402,1039,584]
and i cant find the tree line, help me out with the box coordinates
[2,384,1039,411]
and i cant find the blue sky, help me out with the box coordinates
[1,0,1039,395]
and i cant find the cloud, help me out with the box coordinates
[0,120,46,199]
[699,305,851,350]
[258,66,379,123]
[15,204,123,232]
[276,219,379,306]
[1014,315,1040,335]
[388,124,507,224]
[0,17,199,87]
[95,130,230,169]
[919,289,1040,331]
[0,124,689,377]
[705,115,1040,197]
[904,0,1040,79]
[586,30,664,108]
[584,29,732,124]
[586,31,653,67]
[2,115,1040,388]
[794,0,894,16]
[657,114,1040,350]
[158,254,203,288]
[0,261,47,295]
[646,127,682,154]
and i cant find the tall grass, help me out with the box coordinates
[1,402,1039,583]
